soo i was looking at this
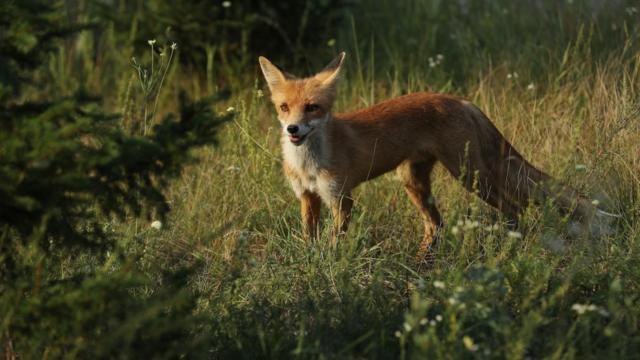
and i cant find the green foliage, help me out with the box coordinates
[204,239,407,358]
[92,0,352,74]
[0,1,91,98]
[0,81,230,275]
[2,0,640,358]
[398,263,640,359]
[343,0,640,96]
[0,0,229,357]
[3,262,210,358]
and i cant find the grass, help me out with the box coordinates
[31,0,640,358]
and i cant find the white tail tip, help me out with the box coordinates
[568,210,620,238]
[595,209,622,218]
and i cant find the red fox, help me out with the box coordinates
[258,52,616,256]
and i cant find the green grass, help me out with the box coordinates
[143,50,639,358]
[23,0,640,358]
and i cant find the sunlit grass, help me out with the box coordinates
[119,41,639,356]
[39,0,640,357]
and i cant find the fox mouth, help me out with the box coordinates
[288,133,307,145]
[287,127,315,145]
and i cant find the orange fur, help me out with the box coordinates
[259,52,600,256]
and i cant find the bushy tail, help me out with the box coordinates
[463,105,620,237]
[489,140,620,237]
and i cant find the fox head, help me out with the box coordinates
[258,52,345,146]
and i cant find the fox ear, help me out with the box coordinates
[316,52,346,86]
[258,56,287,90]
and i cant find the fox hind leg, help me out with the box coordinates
[330,194,353,244]
[441,150,523,225]
[476,176,523,227]
[397,158,443,263]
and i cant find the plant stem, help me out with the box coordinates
[151,47,175,123]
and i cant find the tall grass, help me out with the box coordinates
[35,0,640,357]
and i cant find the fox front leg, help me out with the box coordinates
[300,191,322,240]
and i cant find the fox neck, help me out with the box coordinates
[282,115,332,174]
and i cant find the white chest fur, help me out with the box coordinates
[282,138,337,204]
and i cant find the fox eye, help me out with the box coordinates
[304,104,320,113]
[280,103,289,112]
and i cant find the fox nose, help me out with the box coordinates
[286,125,299,134]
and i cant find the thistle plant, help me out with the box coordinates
[130,40,178,134]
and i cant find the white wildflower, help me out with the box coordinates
[150,220,162,230]
[148,39,156,46]
[436,54,444,61]
[451,226,460,235]
[464,220,479,229]
[222,1,232,8]
[327,38,336,47]
[575,164,587,171]
[527,83,535,91]
[435,314,443,322]
[433,280,445,289]
[395,330,402,338]
[403,322,412,332]
[572,303,609,317]
[507,230,522,239]
[572,303,588,315]
[171,42,178,50]
[419,318,428,325]
[430,320,437,326]
[463,336,479,352]
[256,89,264,98]
[591,199,600,206]
[226,106,235,112]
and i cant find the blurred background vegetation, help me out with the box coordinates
[1,0,639,358]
